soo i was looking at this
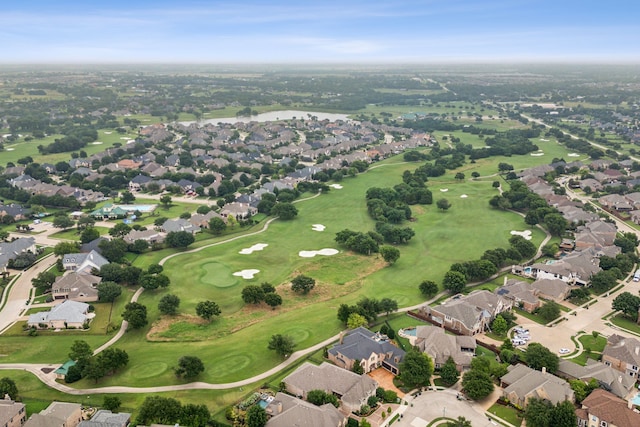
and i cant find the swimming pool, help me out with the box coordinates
[115,204,157,213]
[631,392,640,406]
[402,328,417,336]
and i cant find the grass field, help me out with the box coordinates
[488,403,522,426]
[50,227,110,241]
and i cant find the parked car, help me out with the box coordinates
[559,348,571,354]
[514,327,529,334]
[512,339,526,346]
[516,334,531,341]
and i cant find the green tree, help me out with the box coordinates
[175,356,205,379]
[158,294,181,315]
[443,270,466,294]
[399,349,433,388]
[96,348,129,375]
[53,215,75,229]
[53,241,80,256]
[440,357,460,386]
[129,239,149,253]
[379,245,400,265]
[245,405,267,427]
[195,300,221,321]
[347,313,368,329]
[491,315,508,336]
[109,222,132,238]
[461,369,494,400]
[538,301,561,322]
[69,340,93,361]
[80,227,100,244]
[524,343,559,373]
[612,291,640,320]
[140,273,171,290]
[242,285,265,304]
[437,198,452,211]
[136,396,182,426]
[148,264,163,274]
[268,334,295,358]
[179,404,210,427]
[98,238,128,262]
[122,302,148,329]
[31,270,57,293]
[263,292,283,309]
[97,281,122,302]
[208,217,226,235]
[272,202,298,220]
[307,390,339,407]
[419,280,439,296]
[120,191,136,204]
[102,396,121,411]
[455,172,465,181]
[291,275,316,294]
[543,213,568,237]
[160,195,173,208]
[0,377,18,400]
[165,231,195,248]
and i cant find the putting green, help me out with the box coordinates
[208,354,252,379]
[130,361,168,379]
[200,262,238,288]
[281,326,311,344]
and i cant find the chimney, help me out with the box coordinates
[618,375,623,384]
[542,366,547,374]
[339,331,345,344]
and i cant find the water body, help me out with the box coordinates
[180,110,351,126]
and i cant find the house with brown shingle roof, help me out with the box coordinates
[602,334,640,380]
[265,392,346,427]
[500,364,574,408]
[51,272,101,302]
[576,389,640,427]
[413,325,476,372]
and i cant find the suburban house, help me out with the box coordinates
[412,325,476,372]
[189,210,226,228]
[515,249,602,286]
[327,327,405,374]
[557,359,636,399]
[574,221,617,250]
[265,392,347,427]
[282,362,378,414]
[27,300,90,329]
[0,397,27,427]
[495,279,542,313]
[128,174,153,191]
[78,410,131,427]
[500,364,574,408]
[161,218,200,234]
[601,334,640,379]
[418,290,512,336]
[62,250,109,274]
[122,229,166,245]
[220,202,258,220]
[24,402,82,427]
[0,203,28,221]
[51,272,101,302]
[576,389,640,427]
[80,237,108,255]
[531,278,572,301]
[0,237,36,272]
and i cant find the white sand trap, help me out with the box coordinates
[329,184,343,189]
[233,269,260,279]
[5,148,14,151]
[311,224,326,231]
[104,131,112,134]
[299,248,339,258]
[91,141,103,145]
[119,137,130,140]
[530,153,545,157]
[440,188,448,192]
[126,139,136,144]
[568,153,580,157]
[460,194,468,198]
[539,138,549,141]
[510,230,533,240]
[239,243,268,254]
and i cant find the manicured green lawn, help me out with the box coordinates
[488,403,523,426]
[609,314,640,335]
[578,334,606,352]
[49,227,110,241]
[514,308,549,325]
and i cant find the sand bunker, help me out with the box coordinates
[311,224,326,231]
[568,153,580,157]
[104,131,112,134]
[120,137,130,140]
[299,248,339,258]
[5,148,14,151]
[329,184,343,189]
[239,243,268,254]
[539,138,549,141]
[460,194,468,198]
[233,269,260,279]
[530,153,545,157]
[91,141,103,145]
[510,230,532,240]
[440,188,449,192]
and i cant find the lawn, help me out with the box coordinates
[578,333,606,352]
[49,227,110,241]
[514,308,549,325]
[488,403,523,426]
[609,314,640,335]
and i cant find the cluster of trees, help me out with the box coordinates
[524,398,576,427]
[335,229,383,255]
[241,282,283,308]
[122,302,148,329]
[337,297,399,326]
[136,396,210,427]
[461,357,499,400]
[470,128,540,159]
[65,340,129,384]
[612,291,640,321]
[38,127,98,154]
[291,275,316,294]
[398,348,433,388]
[0,377,18,400]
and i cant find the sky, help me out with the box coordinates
[1,0,639,63]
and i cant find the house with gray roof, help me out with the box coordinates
[161,218,200,234]
[0,398,27,427]
[328,327,405,374]
[78,410,131,427]
[557,359,636,399]
[122,229,166,245]
[413,325,476,372]
[24,402,82,427]
[62,250,109,274]
[27,300,90,329]
[220,202,257,220]
[500,364,574,408]
[602,334,640,380]
[265,392,346,427]
[0,203,28,220]
[283,362,377,414]
[496,279,542,313]
[0,237,36,272]
[52,272,101,302]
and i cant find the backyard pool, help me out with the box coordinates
[115,204,157,213]
[257,394,274,409]
[631,392,640,406]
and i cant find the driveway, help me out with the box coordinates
[395,389,497,427]
[368,367,404,397]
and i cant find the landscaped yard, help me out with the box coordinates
[49,226,110,241]
[609,314,640,335]
[488,403,523,426]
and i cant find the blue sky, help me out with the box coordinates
[2,0,638,63]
